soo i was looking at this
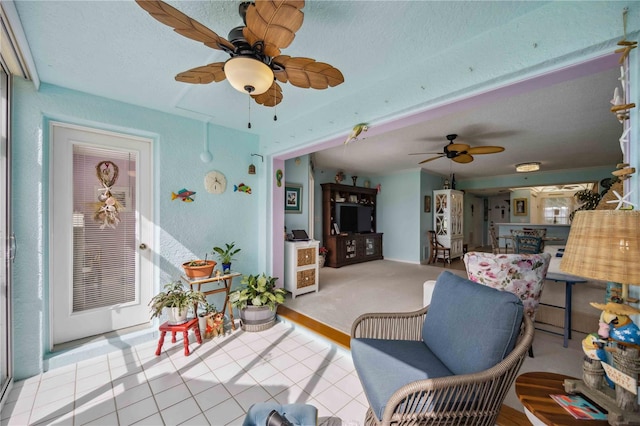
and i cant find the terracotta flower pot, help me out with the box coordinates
[182,260,216,279]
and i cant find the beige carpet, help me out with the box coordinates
[286,258,605,335]
[284,260,467,333]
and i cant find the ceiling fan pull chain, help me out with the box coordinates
[248,95,252,129]
[273,83,278,121]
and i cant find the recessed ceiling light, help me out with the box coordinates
[515,162,541,172]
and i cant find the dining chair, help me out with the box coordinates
[428,230,451,266]
[515,235,543,254]
[489,225,500,254]
[524,227,547,250]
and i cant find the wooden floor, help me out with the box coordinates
[277,305,530,426]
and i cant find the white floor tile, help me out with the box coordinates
[147,372,183,394]
[203,397,244,426]
[33,382,75,408]
[131,412,164,425]
[234,385,274,411]
[154,382,192,410]
[193,383,232,412]
[314,386,353,414]
[273,384,312,405]
[160,397,202,425]
[82,411,119,425]
[73,397,117,425]
[335,399,368,426]
[38,371,76,392]
[334,373,364,398]
[116,396,159,425]
[179,413,209,425]
[114,382,153,410]
[221,371,258,396]
[314,363,350,384]
[28,396,75,426]
[184,372,220,396]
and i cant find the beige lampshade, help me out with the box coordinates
[224,57,274,95]
[561,210,640,284]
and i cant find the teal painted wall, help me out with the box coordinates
[377,171,421,263]
[11,80,260,379]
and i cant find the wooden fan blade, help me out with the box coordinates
[252,81,283,107]
[453,154,474,164]
[466,146,505,155]
[409,152,441,156]
[175,62,226,84]
[447,143,470,152]
[419,155,445,164]
[135,0,234,51]
[243,0,305,58]
[273,56,344,89]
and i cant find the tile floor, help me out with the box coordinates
[1,321,368,425]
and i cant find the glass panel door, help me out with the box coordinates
[0,63,11,406]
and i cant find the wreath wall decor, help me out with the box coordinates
[93,160,123,229]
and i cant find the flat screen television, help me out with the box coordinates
[336,203,373,233]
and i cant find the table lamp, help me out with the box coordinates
[561,210,640,303]
[561,210,640,422]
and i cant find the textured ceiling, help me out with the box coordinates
[10,1,637,179]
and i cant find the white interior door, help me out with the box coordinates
[50,122,153,345]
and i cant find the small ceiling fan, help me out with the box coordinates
[135,0,344,107]
[411,134,505,164]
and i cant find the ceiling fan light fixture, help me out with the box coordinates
[515,162,541,173]
[224,57,274,95]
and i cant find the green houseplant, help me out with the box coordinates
[149,281,206,325]
[229,273,286,331]
[212,242,241,273]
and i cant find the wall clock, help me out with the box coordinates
[205,170,227,194]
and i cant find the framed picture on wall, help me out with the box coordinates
[424,195,431,213]
[285,183,302,213]
[513,198,528,216]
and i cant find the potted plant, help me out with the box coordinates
[229,273,286,331]
[149,281,206,325]
[197,301,217,335]
[212,242,241,273]
[182,254,216,279]
[319,246,328,267]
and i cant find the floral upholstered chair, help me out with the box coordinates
[463,251,551,357]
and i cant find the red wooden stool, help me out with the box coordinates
[155,318,202,356]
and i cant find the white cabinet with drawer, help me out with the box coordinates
[284,240,319,298]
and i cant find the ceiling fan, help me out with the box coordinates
[135,0,344,107]
[411,134,505,164]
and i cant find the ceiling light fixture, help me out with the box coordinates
[515,162,541,173]
[224,57,274,95]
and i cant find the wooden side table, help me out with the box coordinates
[515,372,608,425]
[155,318,202,356]
[182,272,241,330]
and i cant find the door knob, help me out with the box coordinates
[139,243,147,250]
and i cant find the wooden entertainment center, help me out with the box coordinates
[321,183,383,268]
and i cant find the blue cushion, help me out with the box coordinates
[422,271,523,375]
[351,338,452,421]
[243,402,317,426]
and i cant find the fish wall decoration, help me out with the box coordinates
[234,183,252,194]
[172,188,196,202]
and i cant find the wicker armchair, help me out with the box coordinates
[351,272,534,426]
